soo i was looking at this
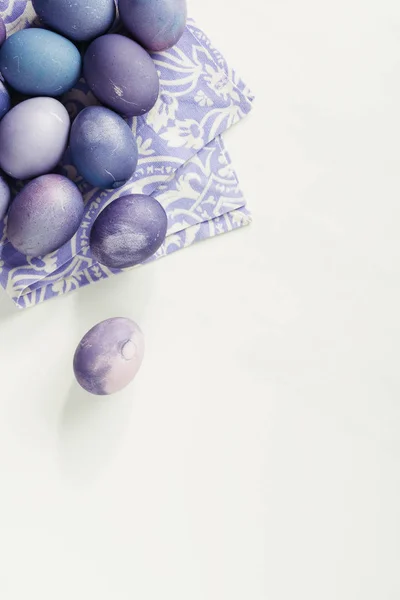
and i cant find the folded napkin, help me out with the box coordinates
[0,2,254,308]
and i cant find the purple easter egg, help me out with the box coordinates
[0,97,70,180]
[73,317,145,396]
[0,174,10,220]
[7,174,84,257]
[119,0,187,52]
[83,34,159,117]
[32,0,116,42]
[70,106,138,189]
[90,194,168,269]
[0,81,10,120]
[0,17,6,47]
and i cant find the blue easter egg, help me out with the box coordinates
[70,106,138,189]
[0,28,81,97]
[32,0,116,43]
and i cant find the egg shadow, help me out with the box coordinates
[57,264,154,482]
[58,380,134,483]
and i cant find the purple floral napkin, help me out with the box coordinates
[0,2,254,308]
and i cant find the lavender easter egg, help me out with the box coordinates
[0,28,81,97]
[0,97,70,180]
[90,194,168,269]
[0,81,10,120]
[83,34,159,117]
[119,0,187,52]
[73,317,145,396]
[0,16,6,47]
[7,175,84,257]
[32,0,116,42]
[70,106,138,189]
[0,174,10,220]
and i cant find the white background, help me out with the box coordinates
[1,0,400,598]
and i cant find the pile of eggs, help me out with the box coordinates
[0,0,188,395]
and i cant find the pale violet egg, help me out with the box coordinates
[73,318,145,396]
[0,97,70,180]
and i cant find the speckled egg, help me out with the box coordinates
[70,106,138,189]
[7,174,84,257]
[32,0,116,42]
[73,317,145,396]
[0,16,7,47]
[119,0,187,52]
[83,34,159,117]
[0,81,10,120]
[0,97,70,180]
[0,28,81,96]
[90,194,168,269]
[0,174,10,220]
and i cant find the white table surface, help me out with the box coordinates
[1,1,400,598]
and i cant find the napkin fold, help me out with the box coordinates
[0,3,254,308]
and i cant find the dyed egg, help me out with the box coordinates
[90,194,168,269]
[32,0,116,42]
[0,16,6,47]
[73,317,145,396]
[7,175,84,257]
[70,106,138,189]
[0,81,10,120]
[0,174,10,220]
[119,0,187,52]
[0,97,70,180]
[0,28,81,96]
[83,34,159,117]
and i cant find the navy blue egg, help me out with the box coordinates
[0,28,81,97]
[0,81,10,120]
[32,0,116,43]
[70,106,138,189]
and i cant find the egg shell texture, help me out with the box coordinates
[73,317,145,395]
[32,0,116,42]
[0,81,10,120]
[0,175,10,220]
[70,106,138,189]
[119,0,187,52]
[83,34,159,117]
[90,194,168,269]
[7,174,84,257]
[0,97,70,180]
[0,28,81,97]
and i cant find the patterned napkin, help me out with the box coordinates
[0,2,254,308]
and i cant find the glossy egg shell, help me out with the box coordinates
[90,194,168,269]
[0,28,81,96]
[70,106,138,189]
[73,317,145,396]
[0,97,70,180]
[119,0,187,52]
[0,174,10,220]
[0,81,10,120]
[83,34,159,117]
[32,0,116,42]
[7,174,84,257]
